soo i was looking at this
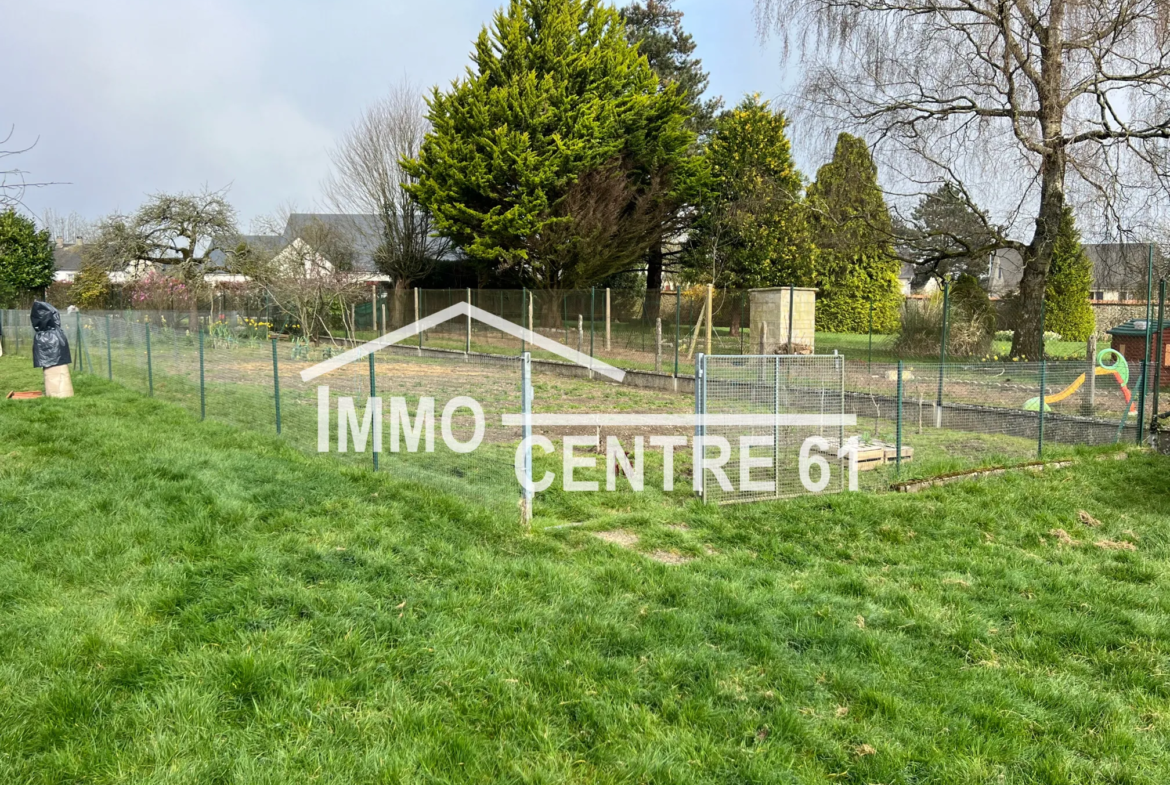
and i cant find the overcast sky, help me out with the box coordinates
[3,0,797,231]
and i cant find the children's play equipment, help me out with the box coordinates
[1023,349,1133,413]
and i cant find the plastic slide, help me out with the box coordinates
[1023,349,1133,413]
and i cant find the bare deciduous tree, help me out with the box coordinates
[325,80,449,292]
[86,189,238,276]
[40,209,94,245]
[756,0,1170,357]
[86,188,238,326]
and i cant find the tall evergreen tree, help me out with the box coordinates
[0,209,55,306]
[806,133,901,333]
[904,182,999,290]
[621,0,722,320]
[406,0,692,309]
[1044,206,1095,342]
[621,0,722,139]
[686,96,814,290]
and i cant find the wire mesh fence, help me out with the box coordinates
[699,355,848,504]
[0,308,1156,515]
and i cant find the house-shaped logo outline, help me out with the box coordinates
[300,302,627,383]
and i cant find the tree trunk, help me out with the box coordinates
[538,291,563,329]
[391,278,408,329]
[642,243,663,322]
[1011,21,1066,362]
[1012,150,1066,360]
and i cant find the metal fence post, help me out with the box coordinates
[1038,359,1046,458]
[868,299,874,370]
[146,324,154,396]
[521,352,533,526]
[1137,245,1155,440]
[198,328,206,421]
[521,288,527,355]
[1153,279,1165,426]
[774,355,780,498]
[705,284,713,356]
[105,314,113,380]
[674,287,681,377]
[896,360,904,477]
[695,353,707,502]
[369,351,378,472]
[936,279,950,427]
[466,287,472,355]
[787,285,795,352]
[75,311,82,373]
[272,338,282,435]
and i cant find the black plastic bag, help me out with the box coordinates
[31,301,72,369]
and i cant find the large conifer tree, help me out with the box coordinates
[621,0,721,320]
[406,0,692,298]
[806,134,902,333]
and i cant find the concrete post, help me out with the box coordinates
[759,321,768,354]
[605,288,611,351]
[654,317,662,372]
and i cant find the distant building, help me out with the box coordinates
[987,243,1162,301]
[1084,244,1162,301]
[52,238,85,283]
[987,248,1023,297]
[897,262,940,296]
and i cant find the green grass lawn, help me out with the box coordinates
[815,333,1090,364]
[1,358,1169,783]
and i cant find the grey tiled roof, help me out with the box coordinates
[53,244,85,273]
[284,213,384,273]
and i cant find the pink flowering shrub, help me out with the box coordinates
[131,270,195,311]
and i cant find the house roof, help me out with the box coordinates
[211,213,458,274]
[988,243,1164,295]
[1084,244,1163,291]
[284,213,382,273]
[1106,318,1170,337]
[53,244,85,273]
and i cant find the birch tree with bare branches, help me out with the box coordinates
[755,0,1170,357]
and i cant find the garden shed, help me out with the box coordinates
[1106,318,1170,379]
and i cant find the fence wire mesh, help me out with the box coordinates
[700,355,846,504]
[0,308,1155,514]
[1,309,524,518]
